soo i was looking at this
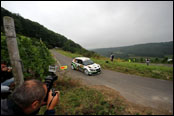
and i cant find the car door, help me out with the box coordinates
[72,59,78,69]
[77,59,84,72]
[74,59,80,70]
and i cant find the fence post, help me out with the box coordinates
[3,16,24,88]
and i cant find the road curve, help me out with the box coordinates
[50,49,173,113]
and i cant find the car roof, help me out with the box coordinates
[75,57,90,61]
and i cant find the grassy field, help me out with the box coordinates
[39,74,126,115]
[56,49,173,81]
[38,73,172,115]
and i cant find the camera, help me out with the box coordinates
[44,65,58,102]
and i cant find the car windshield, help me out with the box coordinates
[83,60,94,66]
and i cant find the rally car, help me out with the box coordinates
[71,57,101,76]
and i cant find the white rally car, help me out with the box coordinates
[71,57,101,76]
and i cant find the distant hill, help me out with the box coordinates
[1,7,94,56]
[91,41,173,58]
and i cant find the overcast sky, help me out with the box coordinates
[1,1,173,49]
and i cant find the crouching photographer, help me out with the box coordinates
[1,79,60,115]
[1,65,60,115]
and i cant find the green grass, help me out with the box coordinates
[92,59,173,80]
[38,75,126,115]
[55,49,173,81]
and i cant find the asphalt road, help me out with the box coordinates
[51,49,173,113]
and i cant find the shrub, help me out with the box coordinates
[1,33,55,80]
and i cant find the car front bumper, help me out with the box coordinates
[89,68,101,74]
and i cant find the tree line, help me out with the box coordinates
[92,41,173,59]
[1,7,98,57]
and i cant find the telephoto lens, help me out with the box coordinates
[44,72,58,102]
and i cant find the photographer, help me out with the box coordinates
[1,61,14,93]
[1,79,60,115]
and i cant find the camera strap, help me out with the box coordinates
[48,96,55,109]
[48,88,57,109]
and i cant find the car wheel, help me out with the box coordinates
[71,65,75,70]
[84,69,89,75]
[84,69,91,76]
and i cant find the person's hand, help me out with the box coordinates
[47,90,60,110]
[7,67,12,72]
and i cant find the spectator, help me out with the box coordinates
[110,54,114,62]
[1,79,60,115]
[1,61,14,93]
[146,58,150,66]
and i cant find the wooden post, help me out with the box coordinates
[3,16,24,87]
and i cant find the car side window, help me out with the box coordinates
[78,60,83,64]
[75,59,79,63]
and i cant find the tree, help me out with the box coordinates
[162,57,168,63]
[140,58,144,63]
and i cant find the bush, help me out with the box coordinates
[1,33,55,80]
[161,57,168,63]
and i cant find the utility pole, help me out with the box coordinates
[3,16,24,88]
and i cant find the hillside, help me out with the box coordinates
[1,7,94,56]
[91,41,173,58]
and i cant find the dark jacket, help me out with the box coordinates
[1,98,55,115]
[1,70,13,83]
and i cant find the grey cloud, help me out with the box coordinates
[1,1,173,49]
